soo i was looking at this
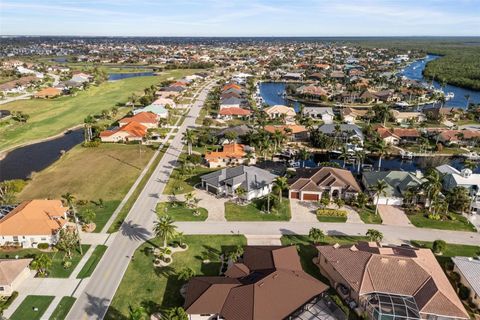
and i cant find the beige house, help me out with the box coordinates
[391,110,426,124]
[0,259,32,296]
[264,105,296,123]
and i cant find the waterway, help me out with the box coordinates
[108,71,155,81]
[0,129,84,181]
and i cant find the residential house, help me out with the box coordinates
[316,242,469,320]
[0,259,33,296]
[34,87,62,99]
[296,85,329,100]
[289,167,361,201]
[452,257,480,308]
[133,104,168,119]
[217,125,253,144]
[200,165,277,200]
[118,112,159,129]
[218,107,251,120]
[152,97,176,109]
[362,171,424,205]
[0,76,38,94]
[341,107,369,124]
[220,97,245,110]
[436,165,480,214]
[264,124,309,141]
[0,200,68,248]
[437,130,480,146]
[264,105,296,123]
[184,246,329,320]
[71,72,91,83]
[303,107,334,124]
[204,143,255,168]
[317,124,364,145]
[376,126,420,145]
[391,110,426,124]
[100,121,147,142]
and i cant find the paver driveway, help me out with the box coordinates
[378,205,412,226]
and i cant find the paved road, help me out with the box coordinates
[67,82,214,320]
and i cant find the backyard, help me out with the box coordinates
[0,69,199,152]
[17,144,155,231]
[225,198,291,221]
[106,235,246,319]
[156,201,208,221]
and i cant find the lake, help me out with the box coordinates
[0,129,84,181]
[108,71,155,81]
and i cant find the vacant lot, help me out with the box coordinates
[0,69,199,152]
[106,235,246,319]
[18,144,155,230]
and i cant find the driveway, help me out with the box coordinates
[464,213,480,232]
[246,235,282,245]
[290,199,319,222]
[378,205,412,226]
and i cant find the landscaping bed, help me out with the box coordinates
[156,202,207,221]
[9,295,54,320]
[225,198,291,221]
[106,235,246,319]
[316,208,347,223]
[407,211,476,232]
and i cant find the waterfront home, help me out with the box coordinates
[218,107,251,120]
[184,246,329,320]
[0,259,33,296]
[282,72,303,80]
[100,121,147,142]
[296,85,329,100]
[219,97,245,110]
[423,106,462,121]
[264,105,296,123]
[436,165,480,214]
[317,124,364,145]
[451,257,480,308]
[437,130,480,146]
[391,110,426,124]
[118,112,159,129]
[341,107,369,124]
[132,104,168,118]
[217,125,253,144]
[362,171,424,205]
[204,143,255,168]
[303,107,334,124]
[316,242,469,320]
[264,124,309,142]
[289,167,361,201]
[0,200,68,248]
[375,126,420,145]
[200,165,277,200]
[34,87,62,98]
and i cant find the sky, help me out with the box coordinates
[1,0,479,37]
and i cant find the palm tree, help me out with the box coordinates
[355,149,365,173]
[182,129,196,155]
[422,170,442,212]
[298,148,310,161]
[371,180,388,215]
[177,267,196,281]
[366,229,383,242]
[274,177,289,202]
[308,227,325,244]
[128,305,148,320]
[338,146,349,168]
[374,140,388,171]
[61,193,82,255]
[153,215,177,248]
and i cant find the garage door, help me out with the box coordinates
[290,191,299,199]
[303,193,319,201]
[207,185,218,194]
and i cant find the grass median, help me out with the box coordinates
[76,245,108,279]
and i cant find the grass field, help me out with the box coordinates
[225,198,291,221]
[10,295,55,320]
[0,69,200,152]
[18,144,155,231]
[0,245,90,278]
[49,296,76,320]
[156,202,208,221]
[407,212,476,232]
[76,245,108,279]
[106,235,246,319]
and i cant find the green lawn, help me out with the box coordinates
[0,245,90,278]
[49,296,76,320]
[18,144,156,232]
[106,235,246,319]
[407,212,476,232]
[76,245,108,279]
[358,207,383,224]
[10,295,54,320]
[225,198,291,221]
[108,144,169,233]
[156,202,207,221]
[0,69,200,152]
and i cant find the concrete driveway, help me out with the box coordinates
[290,199,319,222]
[378,205,412,226]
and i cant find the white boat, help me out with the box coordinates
[463,152,480,161]
[396,101,410,108]
[445,92,455,100]
[400,150,414,159]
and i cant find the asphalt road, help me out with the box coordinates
[66,82,214,320]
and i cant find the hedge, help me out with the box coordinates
[316,209,348,217]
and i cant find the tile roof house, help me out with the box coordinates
[317,124,364,145]
[218,107,251,119]
[303,107,334,124]
[0,200,68,248]
[391,110,426,124]
[133,104,168,118]
[289,167,361,201]
[437,165,480,214]
[264,105,296,123]
[316,242,469,320]
[200,165,277,200]
[362,171,424,206]
[118,112,159,129]
[341,107,369,124]
[100,121,148,143]
[184,246,329,320]
[34,87,62,99]
[204,143,255,168]
[375,126,421,145]
[0,259,33,296]
[220,97,246,110]
[264,124,309,141]
[452,257,480,309]
[437,130,480,145]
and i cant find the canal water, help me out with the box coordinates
[0,129,84,182]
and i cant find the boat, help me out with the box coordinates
[395,101,410,108]
[400,150,414,160]
[463,152,480,161]
[445,92,455,100]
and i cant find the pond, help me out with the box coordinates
[108,71,155,81]
[0,129,84,181]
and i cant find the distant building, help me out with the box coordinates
[118,112,159,129]
[100,121,147,142]
[204,143,255,168]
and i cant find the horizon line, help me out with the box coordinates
[2,35,480,38]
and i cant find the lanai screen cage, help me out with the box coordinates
[365,292,421,320]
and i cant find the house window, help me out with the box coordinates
[0,287,4,291]
[13,236,18,242]
[41,238,47,241]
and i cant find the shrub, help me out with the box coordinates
[82,141,100,147]
[186,154,202,165]
[450,271,461,283]
[63,260,72,269]
[37,243,49,250]
[458,284,471,300]
[432,240,446,254]
[316,209,348,217]
[164,248,172,255]
[0,291,18,312]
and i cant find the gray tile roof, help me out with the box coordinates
[452,257,480,296]
[201,166,277,192]
[363,171,423,198]
[317,124,364,140]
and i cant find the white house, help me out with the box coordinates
[437,165,480,214]
[303,107,334,124]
